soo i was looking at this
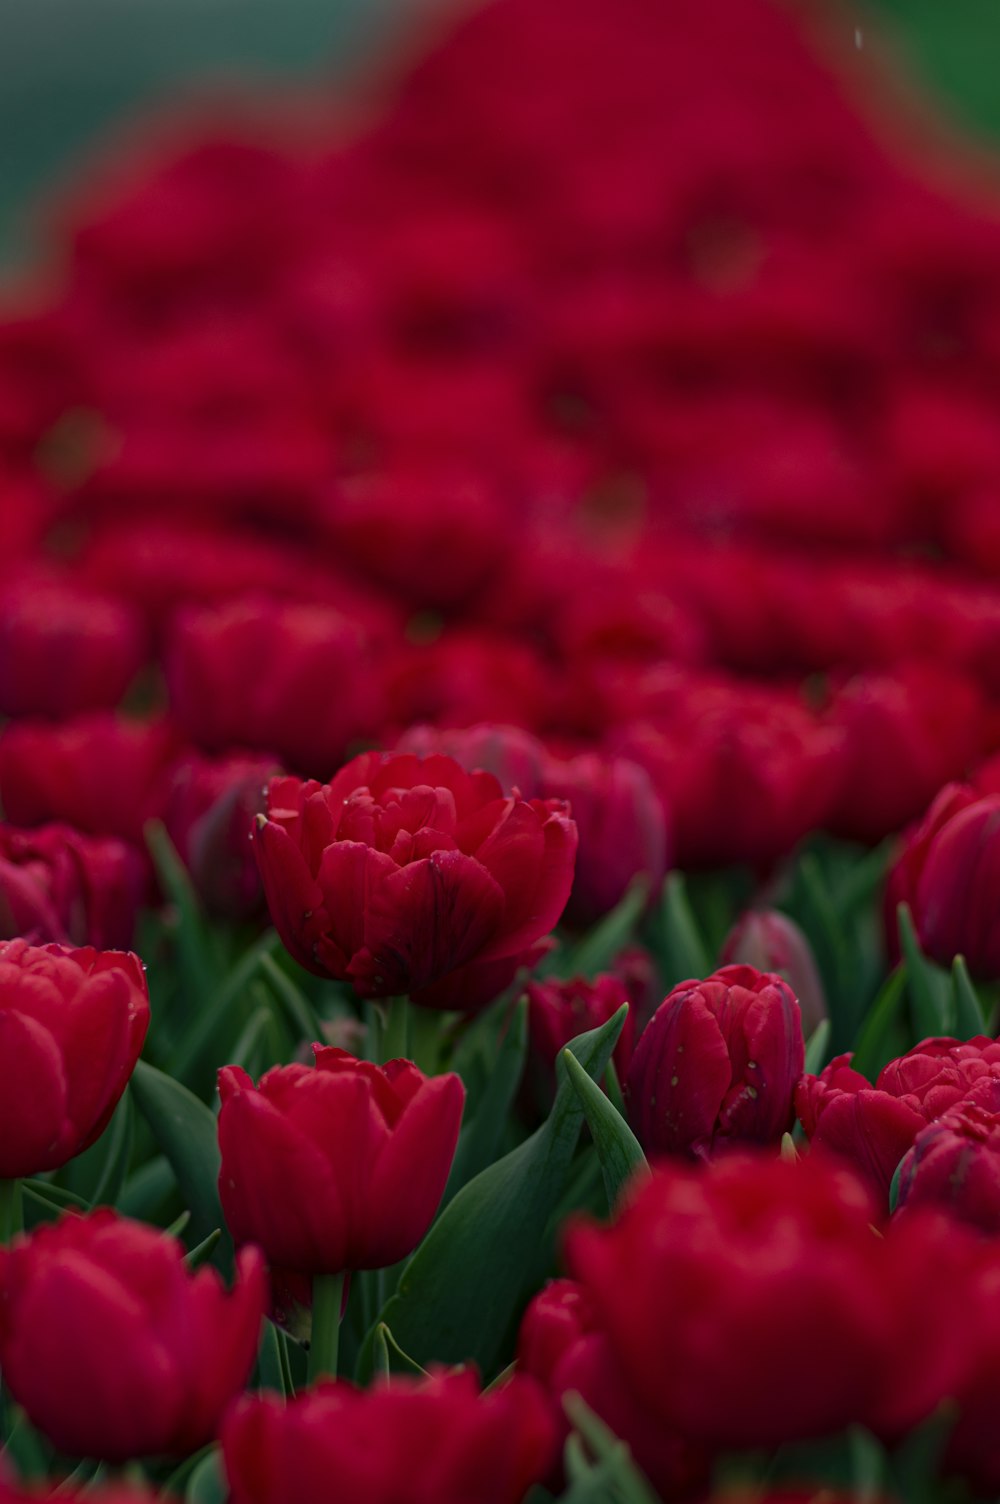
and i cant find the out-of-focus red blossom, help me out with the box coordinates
[0,1484,159,1504]
[721,909,826,1038]
[823,665,986,844]
[253,752,577,1010]
[0,1210,265,1463]
[795,1035,1000,1204]
[164,596,383,778]
[613,681,842,870]
[887,788,1000,979]
[895,1077,1000,1232]
[523,974,634,1111]
[222,1371,557,1504]
[163,750,278,921]
[383,632,554,737]
[218,1047,464,1274]
[0,822,144,949]
[0,939,148,1178]
[397,722,547,802]
[517,1279,711,1499]
[564,1154,975,1451]
[0,575,147,719]
[0,713,178,845]
[324,467,511,609]
[626,965,804,1159]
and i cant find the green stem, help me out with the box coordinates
[308,1271,345,1385]
[380,996,411,1063]
[409,1005,441,1074]
[0,1179,22,1244]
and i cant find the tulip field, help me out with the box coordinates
[8,0,1000,1499]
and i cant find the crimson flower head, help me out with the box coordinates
[163,750,279,921]
[894,1078,1000,1233]
[0,939,149,1178]
[218,1047,464,1275]
[254,751,577,1010]
[222,1371,557,1504]
[0,1210,265,1462]
[0,822,145,951]
[625,964,804,1159]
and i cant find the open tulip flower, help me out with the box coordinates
[253,752,577,1010]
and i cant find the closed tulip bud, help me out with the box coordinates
[222,1371,557,1504]
[625,964,804,1159]
[720,909,826,1038]
[895,1078,1000,1232]
[0,939,149,1179]
[0,823,145,951]
[163,750,278,921]
[796,1035,1000,1205]
[909,794,1000,978]
[0,1210,265,1462]
[218,1048,464,1274]
[523,974,634,1111]
[254,752,577,1010]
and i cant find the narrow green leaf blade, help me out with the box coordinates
[443,997,528,1206]
[657,873,709,987]
[897,903,949,1041]
[130,1060,230,1260]
[851,966,908,1083]
[562,1048,647,1208]
[951,955,986,1039]
[557,877,649,980]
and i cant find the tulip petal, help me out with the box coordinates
[0,1008,68,1177]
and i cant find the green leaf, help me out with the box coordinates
[443,997,528,1206]
[562,1047,647,1209]
[130,1060,230,1261]
[259,952,325,1045]
[185,1228,222,1268]
[897,903,949,1041]
[169,928,281,1085]
[21,1179,90,1211]
[803,1018,831,1077]
[851,967,908,1083]
[888,1157,905,1215]
[371,1322,429,1379]
[90,1088,134,1208]
[563,1394,659,1504]
[656,873,710,986]
[951,955,986,1039]
[228,1003,273,1076]
[357,1007,627,1379]
[847,1426,887,1501]
[888,1401,957,1504]
[185,1447,226,1504]
[556,878,649,980]
[145,819,219,1004]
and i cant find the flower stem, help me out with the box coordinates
[0,1179,22,1244]
[308,1271,345,1384]
[381,995,411,1062]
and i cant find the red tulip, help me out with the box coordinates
[895,1078,1000,1233]
[626,964,804,1158]
[0,822,145,950]
[253,752,577,1010]
[0,939,149,1178]
[720,908,826,1038]
[218,1048,464,1274]
[523,973,634,1111]
[0,1210,265,1461]
[163,750,278,921]
[222,1371,557,1504]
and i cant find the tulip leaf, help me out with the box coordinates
[897,903,949,1042]
[951,955,986,1039]
[0,1406,51,1483]
[90,1088,134,1209]
[847,1426,887,1496]
[563,1394,659,1504]
[443,997,528,1206]
[357,1007,627,1379]
[258,952,325,1045]
[803,1018,831,1077]
[850,966,908,1083]
[185,1447,226,1504]
[130,1060,231,1263]
[656,873,709,987]
[557,877,649,980]
[562,1048,647,1209]
[888,1401,957,1504]
[185,1228,222,1268]
[169,928,282,1086]
[228,1003,273,1076]
[372,1322,429,1379]
[888,1157,905,1215]
[21,1178,90,1211]
[145,818,220,1006]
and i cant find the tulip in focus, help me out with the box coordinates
[218,1047,464,1274]
[0,1210,265,1461]
[0,939,149,1179]
[625,964,804,1158]
[895,1078,1000,1233]
[253,751,577,1010]
[222,1371,557,1504]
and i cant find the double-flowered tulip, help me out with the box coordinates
[253,751,577,1010]
[218,1048,464,1274]
[0,939,149,1179]
[0,1210,265,1461]
[222,1371,557,1504]
[625,964,804,1158]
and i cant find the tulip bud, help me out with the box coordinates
[163,750,278,920]
[0,822,144,950]
[910,794,1000,978]
[0,939,149,1178]
[523,973,634,1112]
[218,1047,465,1274]
[0,1210,265,1461]
[720,909,826,1037]
[625,964,804,1159]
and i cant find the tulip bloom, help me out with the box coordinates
[0,822,145,950]
[796,1034,1000,1204]
[895,1078,1000,1233]
[222,1371,557,1504]
[897,792,1000,978]
[0,939,149,1179]
[218,1048,464,1274]
[0,1210,265,1461]
[253,752,577,1010]
[163,749,278,921]
[625,964,804,1158]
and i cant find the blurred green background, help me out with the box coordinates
[0,0,997,268]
